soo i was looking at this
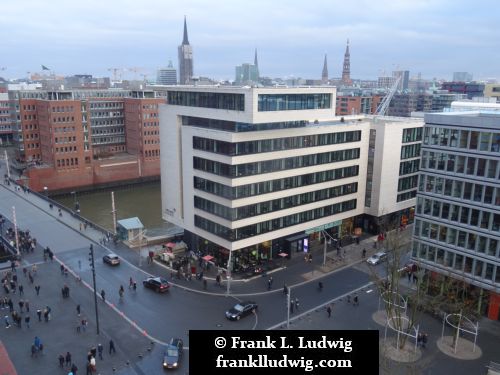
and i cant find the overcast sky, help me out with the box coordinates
[1,0,498,81]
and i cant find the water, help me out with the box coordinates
[54,183,169,234]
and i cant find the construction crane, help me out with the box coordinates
[107,68,124,81]
[126,67,143,80]
[375,75,402,116]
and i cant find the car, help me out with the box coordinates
[225,301,258,321]
[163,338,183,369]
[366,251,388,265]
[143,277,170,292]
[103,253,120,266]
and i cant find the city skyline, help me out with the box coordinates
[1,0,499,81]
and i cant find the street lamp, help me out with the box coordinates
[71,191,80,213]
[43,186,48,197]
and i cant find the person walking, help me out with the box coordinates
[4,315,10,328]
[65,351,72,367]
[100,290,105,302]
[327,304,332,318]
[129,277,133,289]
[422,333,428,349]
[353,294,359,306]
[97,343,103,360]
[119,285,124,299]
[290,300,294,314]
[267,276,273,291]
[36,309,42,322]
[58,353,65,367]
[18,284,24,296]
[76,304,81,316]
[35,285,41,296]
[109,339,116,355]
[24,315,30,329]
[25,300,29,313]
[295,297,300,311]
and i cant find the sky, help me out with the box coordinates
[1,0,499,81]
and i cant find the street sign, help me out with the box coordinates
[305,220,342,234]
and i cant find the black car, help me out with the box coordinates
[163,338,183,369]
[143,277,170,292]
[225,301,258,320]
[103,253,120,266]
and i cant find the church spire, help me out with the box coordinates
[182,16,189,45]
[341,39,352,85]
[322,54,328,83]
[254,48,258,68]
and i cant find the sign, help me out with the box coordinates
[305,220,342,234]
[303,238,309,253]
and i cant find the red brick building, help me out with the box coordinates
[10,89,165,192]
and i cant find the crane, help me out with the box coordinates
[107,68,124,81]
[375,75,402,116]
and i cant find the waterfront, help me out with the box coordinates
[54,182,168,234]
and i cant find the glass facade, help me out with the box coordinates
[401,143,421,159]
[194,165,359,200]
[193,131,361,156]
[167,91,245,111]
[194,199,357,241]
[402,127,423,143]
[258,94,331,111]
[193,148,360,178]
[182,116,307,132]
[413,116,500,295]
[194,182,358,221]
[399,159,420,175]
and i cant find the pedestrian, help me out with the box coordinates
[4,315,10,328]
[65,351,72,367]
[267,276,273,290]
[7,299,13,312]
[353,294,359,306]
[60,264,65,275]
[100,289,105,302]
[407,271,412,283]
[71,363,78,374]
[362,248,366,258]
[31,344,37,357]
[97,343,103,360]
[18,300,24,312]
[76,320,81,333]
[86,362,92,375]
[203,278,207,290]
[25,300,29,312]
[19,284,24,296]
[327,304,332,318]
[295,297,300,311]
[290,300,294,314]
[133,281,137,291]
[417,333,423,347]
[346,295,351,304]
[24,315,30,328]
[79,223,82,231]
[58,353,65,367]
[109,339,116,355]
[283,284,288,295]
[129,277,133,289]
[81,318,87,332]
[119,285,124,299]
[35,285,41,296]
[215,274,221,287]
[36,309,42,322]
[76,304,80,316]
[422,333,428,349]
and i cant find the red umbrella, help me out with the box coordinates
[202,255,214,262]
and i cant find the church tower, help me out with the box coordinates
[178,16,194,84]
[321,54,328,83]
[341,39,352,86]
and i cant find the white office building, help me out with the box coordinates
[160,86,423,272]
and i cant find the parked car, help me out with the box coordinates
[143,277,170,292]
[225,301,258,321]
[366,251,388,265]
[163,338,183,369]
[102,253,120,266]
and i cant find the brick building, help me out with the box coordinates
[8,89,165,192]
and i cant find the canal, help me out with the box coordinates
[53,182,170,235]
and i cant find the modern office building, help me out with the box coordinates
[160,86,423,272]
[178,17,194,85]
[157,61,177,85]
[441,82,484,100]
[7,89,165,192]
[235,64,259,85]
[388,94,433,117]
[335,95,384,116]
[484,84,500,102]
[412,112,500,320]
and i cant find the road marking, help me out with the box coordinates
[266,281,374,330]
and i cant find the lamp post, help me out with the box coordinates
[43,186,48,198]
[226,249,233,296]
[88,244,100,335]
[71,191,80,213]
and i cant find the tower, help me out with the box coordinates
[178,16,193,84]
[322,54,328,83]
[341,39,352,86]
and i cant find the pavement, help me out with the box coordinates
[1,170,499,375]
